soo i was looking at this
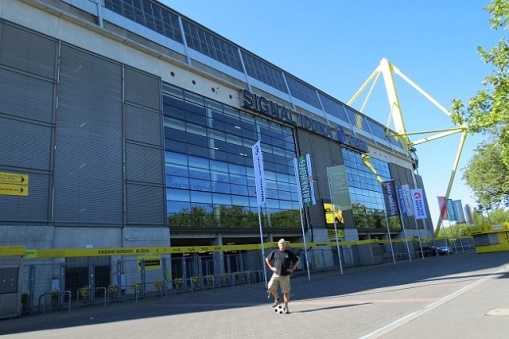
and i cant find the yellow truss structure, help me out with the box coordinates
[347,58,469,236]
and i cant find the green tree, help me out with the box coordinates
[436,223,470,238]
[451,0,509,205]
[462,142,509,206]
[487,207,509,223]
[268,210,301,229]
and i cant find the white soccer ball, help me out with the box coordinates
[274,304,285,314]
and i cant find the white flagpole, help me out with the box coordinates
[326,167,343,275]
[298,208,311,281]
[404,184,424,259]
[293,156,312,281]
[399,210,412,262]
[252,141,268,288]
[411,188,428,259]
[396,183,412,262]
[384,211,396,265]
[257,206,267,288]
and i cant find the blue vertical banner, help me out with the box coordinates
[446,199,457,221]
[293,154,316,208]
[381,180,400,217]
[453,200,466,223]
[401,184,414,216]
[396,185,408,217]
[251,140,266,206]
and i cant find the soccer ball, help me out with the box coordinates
[274,304,285,314]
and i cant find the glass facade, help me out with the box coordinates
[286,75,322,109]
[162,84,300,230]
[182,19,244,72]
[102,0,405,153]
[100,0,412,234]
[342,149,402,231]
[104,0,183,43]
[319,92,349,122]
[241,50,288,93]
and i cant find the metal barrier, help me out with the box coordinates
[76,287,106,309]
[38,291,71,315]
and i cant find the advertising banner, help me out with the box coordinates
[401,184,414,216]
[411,188,428,220]
[382,180,400,217]
[437,196,448,220]
[293,154,316,208]
[453,200,466,223]
[251,140,266,206]
[327,165,351,211]
[447,199,457,221]
[464,204,474,226]
[396,185,408,217]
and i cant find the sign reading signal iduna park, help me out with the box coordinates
[241,89,368,153]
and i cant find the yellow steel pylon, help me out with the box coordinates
[348,58,469,236]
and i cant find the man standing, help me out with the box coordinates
[265,238,299,314]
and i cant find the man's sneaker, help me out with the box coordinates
[284,307,290,314]
[271,299,281,307]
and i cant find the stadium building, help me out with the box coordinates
[0,0,434,306]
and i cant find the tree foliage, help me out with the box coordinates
[167,205,301,229]
[451,0,509,204]
[462,142,509,206]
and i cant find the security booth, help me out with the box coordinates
[468,224,509,253]
[0,246,25,319]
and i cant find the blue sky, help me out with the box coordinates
[162,0,503,228]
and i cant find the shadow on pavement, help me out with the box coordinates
[1,250,508,336]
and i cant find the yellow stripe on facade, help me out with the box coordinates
[4,238,458,258]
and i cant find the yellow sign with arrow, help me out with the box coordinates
[0,171,29,196]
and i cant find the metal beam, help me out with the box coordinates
[348,58,470,236]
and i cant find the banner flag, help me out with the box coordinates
[251,140,266,206]
[396,185,408,217]
[464,204,474,226]
[453,200,466,223]
[327,165,351,211]
[401,184,414,216]
[293,154,316,208]
[447,199,457,221]
[437,196,448,220]
[411,188,428,220]
[382,180,400,217]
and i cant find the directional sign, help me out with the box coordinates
[0,172,29,196]
[0,172,29,184]
[137,255,162,271]
[0,183,28,196]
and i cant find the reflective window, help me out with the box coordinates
[163,83,300,229]
[182,20,243,71]
[241,51,288,93]
[104,0,183,43]
[286,75,321,109]
[389,134,405,149]
[344,106,372,134]
[319,92,349,123]
[366,118,388,140]
[342,149,401,231]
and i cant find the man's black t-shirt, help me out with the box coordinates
[266,249,299,276]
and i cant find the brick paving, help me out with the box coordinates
[2,250,509,338]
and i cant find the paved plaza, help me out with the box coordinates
[2,250,509,338]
